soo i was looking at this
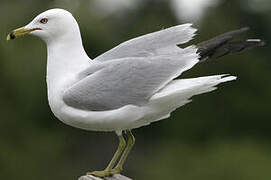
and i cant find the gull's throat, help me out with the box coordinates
[45,28,91,102]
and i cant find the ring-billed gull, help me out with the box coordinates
[7,9,264,177]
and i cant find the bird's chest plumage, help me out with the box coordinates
[46,67,79,120]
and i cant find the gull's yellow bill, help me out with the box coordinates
[7,27,40,41]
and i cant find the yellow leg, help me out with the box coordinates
[87,135,126,177]
[111,130,135,173]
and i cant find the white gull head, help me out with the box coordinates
[25,9,81,45]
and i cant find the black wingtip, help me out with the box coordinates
[197,27,265,61]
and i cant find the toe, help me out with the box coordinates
[87,170,111,177]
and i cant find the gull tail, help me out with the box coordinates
[131,74,237,129]
[197,27,265,62]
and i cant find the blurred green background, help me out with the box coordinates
[0,0,270,180]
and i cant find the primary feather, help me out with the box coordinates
[94,23,196,61]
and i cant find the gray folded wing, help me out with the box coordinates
[63,24,198,111]
[94,24,197,61]
[63,47,199,111]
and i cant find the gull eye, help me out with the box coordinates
[40,18,48,24]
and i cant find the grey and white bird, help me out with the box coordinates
[7,9,264,177]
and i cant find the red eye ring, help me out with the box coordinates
[40,18,48,24]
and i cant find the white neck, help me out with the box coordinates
[46,30,90,95]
